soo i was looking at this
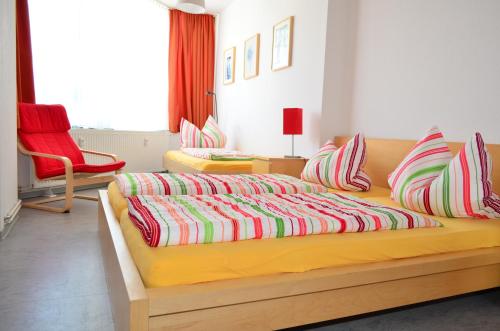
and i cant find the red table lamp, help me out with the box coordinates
[283,108,303,158]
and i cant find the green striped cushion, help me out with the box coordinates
[180,115,227,148]
[301,134,371,191]
[388,127,452,200]
[389,127,500,218]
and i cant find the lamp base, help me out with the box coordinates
[284,155,303,159]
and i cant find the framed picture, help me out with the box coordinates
[244,34,260,79]
[272,16,294,71]
[223,47,235,85]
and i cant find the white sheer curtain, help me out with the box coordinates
[29,0,169,131]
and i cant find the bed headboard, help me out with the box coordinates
[334,136,500,193]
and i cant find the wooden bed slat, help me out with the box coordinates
[147,247,500,316]
[99,192,149,331]
[149,264,500,331]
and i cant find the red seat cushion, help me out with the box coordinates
[18,103,126,179]
[40,161,127,179]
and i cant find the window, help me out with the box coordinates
[29,0,169,131]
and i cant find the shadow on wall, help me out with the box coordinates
[320,0,359,143]
[307,110,322,152]
[169,133,181,151]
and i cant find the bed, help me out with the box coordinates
[163,150,253,174]
[99,136,500,331]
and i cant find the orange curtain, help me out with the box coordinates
[16,0,36,104]
[168,9,215,133]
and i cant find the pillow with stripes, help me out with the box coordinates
[180,115,227,148]
[301,134,372,191]
[388,127,500,218]
[388,127,452,201]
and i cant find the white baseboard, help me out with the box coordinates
[1,199,22,239]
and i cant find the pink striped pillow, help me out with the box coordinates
[301,134,371,191]
[202,115,227,148]
[389,128,500,218]
[388,127,452,200]
[180,116,227,148]
[180,118,202,148]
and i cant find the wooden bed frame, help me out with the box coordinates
[163,152,253,175]
[99,136,500,331]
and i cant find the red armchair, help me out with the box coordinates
[18,103,126,213]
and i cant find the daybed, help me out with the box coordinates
[163,150,253,174]
[99,136,500,331]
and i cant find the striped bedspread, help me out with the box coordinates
[115,173,327,197]
[181,147,254,161]
[128,193,441,247]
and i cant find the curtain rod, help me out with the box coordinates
[153,0,217,17]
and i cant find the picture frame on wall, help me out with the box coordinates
[272,16,294,71]
[244,34,260,79]
[223,47,236,85]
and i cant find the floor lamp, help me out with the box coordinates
[206,90,218,122]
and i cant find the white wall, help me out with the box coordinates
[349,0,500,143]
[320,0,359,143]
[215,0,329,157]
[0,0,19,232]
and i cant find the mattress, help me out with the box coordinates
[119,195,500,287]
[164,150,253,173]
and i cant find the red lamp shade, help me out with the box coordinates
[283,108,303,135]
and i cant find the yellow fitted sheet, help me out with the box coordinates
[327,185,391,198]
[108,181,128,219]
[164,150,253,173]
[119,195,500,288]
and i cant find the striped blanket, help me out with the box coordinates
[115,173,328,197]
[128,193,441,247]
[181,147,254,161]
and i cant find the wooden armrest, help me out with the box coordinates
[18,142,72,165]
[80,149,118,162]
[18,142,74,176]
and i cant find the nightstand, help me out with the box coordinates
[252,156,307,178]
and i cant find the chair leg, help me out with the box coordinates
[22,193,98,213]
[22,197,72,213]
[74,194,98,202]
[62,174,74,212]
[22,171,75,213]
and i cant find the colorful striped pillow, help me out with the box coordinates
[301,134,372,191]
[388,127,452,200]
[313,139,338,156]
[201,115,227,148]
[180,115,227,148]
[389,128,500,218]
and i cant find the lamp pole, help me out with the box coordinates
[206,90,218,122]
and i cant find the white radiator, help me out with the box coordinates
[18,129,178,192]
